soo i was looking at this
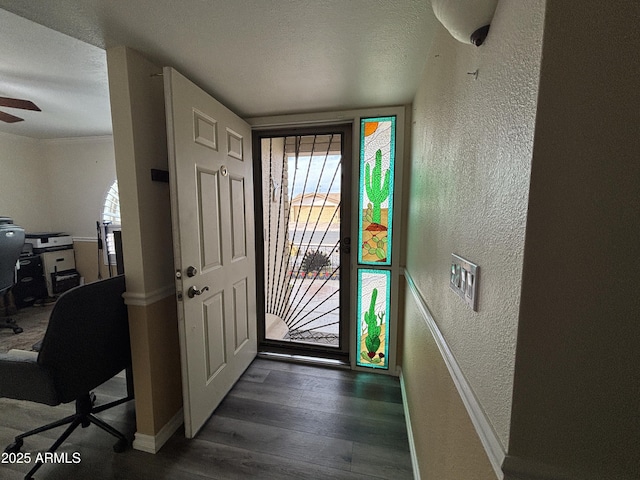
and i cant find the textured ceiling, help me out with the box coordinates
[0,1,438,139]
[0,9,112,139]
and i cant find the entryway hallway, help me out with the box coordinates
[0,358,413,479]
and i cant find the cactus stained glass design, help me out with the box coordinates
[356,269,390,369]
[358,117,396,265]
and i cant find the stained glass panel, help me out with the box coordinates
[358,116,396,265]
[356,269,390,369]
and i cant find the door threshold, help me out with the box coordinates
[257,351,351,370]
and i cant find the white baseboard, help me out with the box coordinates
[132,408,183,454]
[122,284,175,307]
[399,368,421,480]
[404,270,506,479]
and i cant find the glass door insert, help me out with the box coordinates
[257,127,351,357]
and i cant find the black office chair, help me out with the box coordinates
[0,275,133,480]
[0,217,25,334]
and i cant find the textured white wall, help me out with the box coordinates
[0,133,116,237]
[45,136,116,238]
[106,46,183,443]
[0,132,51,231]
[107,45,174,297]
[405,0,545,448]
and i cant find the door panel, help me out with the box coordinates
[230,176,247,260]
[203,291,226,380]
[226,128,244,160]
[197,168,223,269]
[233,278,249,351]
[165,67,256,437]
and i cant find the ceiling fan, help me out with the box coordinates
[0,96,41,123]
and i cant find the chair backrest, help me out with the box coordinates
[0,221,25,295]
[37,275,131,403]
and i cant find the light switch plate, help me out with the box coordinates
[450,253,479,311]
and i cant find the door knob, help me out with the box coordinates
[187,285,210,298]
[186,266,198,277]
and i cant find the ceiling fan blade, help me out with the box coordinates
[0,110,24,123]
[0,96,41,111]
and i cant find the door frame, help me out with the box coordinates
[252,123,353,361]
[250,106,406,374]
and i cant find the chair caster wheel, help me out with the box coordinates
[4,438,23,453]
[12,327,23,334]
[113,438,128,453]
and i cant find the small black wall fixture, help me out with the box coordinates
[431,0,497,47]
[150,169,170,183]
[470,25,491,47]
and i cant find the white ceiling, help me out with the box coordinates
[0,1,438,139]
[0,9,112,139]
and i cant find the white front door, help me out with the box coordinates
[164,67,257,437]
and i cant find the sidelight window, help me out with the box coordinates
[356,117,396,369]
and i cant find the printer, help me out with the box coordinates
[25,232,73,253]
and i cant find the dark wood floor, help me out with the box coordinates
[0,358,413,479]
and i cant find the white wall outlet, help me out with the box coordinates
[450,253,479,311]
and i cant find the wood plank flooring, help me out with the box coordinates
[0,358,413,479]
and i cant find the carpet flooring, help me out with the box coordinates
[0,303,53,353]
